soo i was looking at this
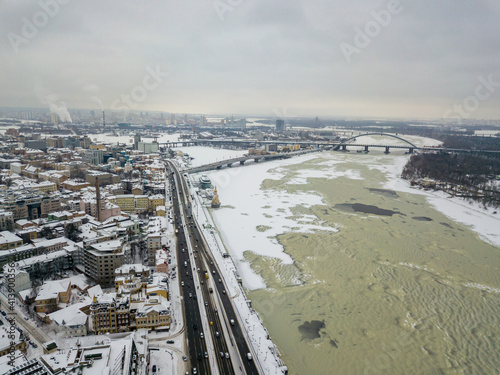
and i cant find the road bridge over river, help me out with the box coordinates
[161,133,500,173]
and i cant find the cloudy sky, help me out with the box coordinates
[1,0,500,119]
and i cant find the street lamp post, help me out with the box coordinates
[165,349,174,375]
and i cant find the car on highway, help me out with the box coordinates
[222,290,226,294]
[225,352,230,359]
[182,355,187,362]
[166,340,174,344]
[215,331,219,337]
[220,352,224,358]
[181,281,184,286]
[205,302,208,307]
[218,279,221,283]
[189,293,192,298]
[247,353,253,361]
[200,332,204,339]
[192,368,197,375]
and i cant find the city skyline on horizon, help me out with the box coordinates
[2,105,499,125]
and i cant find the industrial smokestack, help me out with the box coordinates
[95,177,102,222]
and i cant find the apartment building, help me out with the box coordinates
[148,194,165,211]
[110,194,149,213]
[0,231,23,250]
[0,193,61,220]
[83,239,124,286]
[146,233,162,267]
[89,293,130,334]
[0,210,13,231]
[34,278,72,314]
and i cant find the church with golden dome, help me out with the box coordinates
[211,186,221,208]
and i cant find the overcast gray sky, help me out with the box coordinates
[1,0,500,119]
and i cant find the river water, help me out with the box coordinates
[208,143,500,375]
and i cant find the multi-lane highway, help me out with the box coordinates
[167,160,259,375]
[169,170,212,374]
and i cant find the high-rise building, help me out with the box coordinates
[276,119,285,131]
[237,118,246,129]
[83,240,124,286]
[83,149,104,165]
[50,113,59,125]
[134,133,141,150]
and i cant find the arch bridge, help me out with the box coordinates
[334,133,418,153]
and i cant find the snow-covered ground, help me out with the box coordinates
[173,146,247,168]
[380,158,500,247]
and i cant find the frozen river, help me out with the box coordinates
[198,136,500,375]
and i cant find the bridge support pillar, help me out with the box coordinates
[408,147,414,154]
[240,160,245,165]
[384,146,390,154]
[342,145,347,152]
[364,145,369,153]
[216,165,222,169]
[227,163,232,168]
[254,158,259,163]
